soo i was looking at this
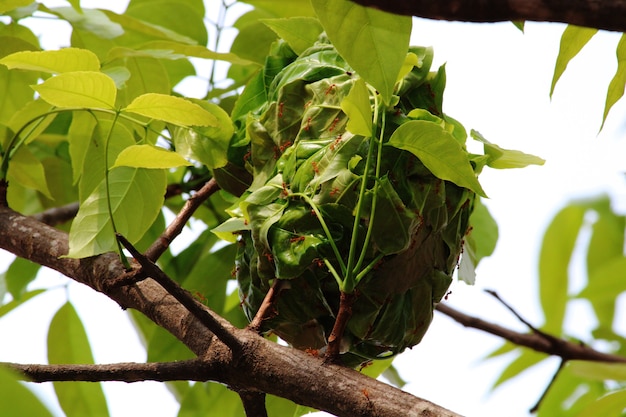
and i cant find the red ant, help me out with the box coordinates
[304,117,312,131]
[278,101,284,118]
[329,134,342,151]
[325,84,336,95]
[311,161,320,174]
[329,117,340,132]
[289,236,305,243]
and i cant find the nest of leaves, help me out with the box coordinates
[215,37,483,366]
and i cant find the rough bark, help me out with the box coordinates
[349,0,626,33]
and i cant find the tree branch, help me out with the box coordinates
[349,0,626,33]
[2,359,211,383]
[436,303,626,363]
[0,205,462,417]
[144,178,220,262]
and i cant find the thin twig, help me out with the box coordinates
[485,289,557,341]
[436,303,626,363]
[247,279,284,333]
[530,359,566,413]
[2,359,210,383]
[116,233,242,353]
[326,291,357,363]
[144,178,220,262]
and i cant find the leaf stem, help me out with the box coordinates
[103,111,130,269]
[355,101,385,273]
[344,89,380,293]
[290,192,346,275]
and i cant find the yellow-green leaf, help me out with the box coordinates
[0,48,100,73]
[471,130,545,169]
[570,361,626,381]
[48,302,109,417]
[312,0,412,104]
[550,25,598,97]
[113,144,192,169]
[340,78,372,137]
[7,146,53,199]
[66,167,166,258]
[33,71,117,109]
[388,120,487,197]
[262,17,324,55]
[539,205,586,333]
[576,390,626,417]
[396,52,419,83]
[0,0,33,14]
[601,33,626,131]
[123,93,218,127]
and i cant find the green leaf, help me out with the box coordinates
[471,130,545,169]
[0,289,45,318]
[5,257,40,300]
[0,0,33,14]
[460,198,498,284]
[33,71,117,109]
[178,382,244,417]
[311,0,412,103]
[173,100,234,169]
[107,40,256,66]
[340,78,372,137]
[7,145,53,199]
[262,17,324,55]
[124,0,207,45]
[123,93,218,127]
[388,120,486,197]
[0,367,54,417]
[539,204,586,333]
[579,257,626,303]
[492,349,547,389]
[48,302,109,417]
[601,34,626,131]
[211,217,249,243]
[67,167,167,258]
[0,48,100,73]
[576,390,626,417]
[569,361,626,381]
[582,197,625,325]
[6,99,56,146]
[48,7,124,39]
[113,144,192,169]
[550,25,598,97]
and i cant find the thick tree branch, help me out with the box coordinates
[436,303,626,363]
[0,205,461,417]
[349,0,626,33]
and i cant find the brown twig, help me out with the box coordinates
[326,291,357,363]
[2,359,210,383]
[116,233,242,354]
[484,289,559,342]
[435,303,626,363]
[144,178,220,262]
[529,358,566,413]
[247,279,284,333]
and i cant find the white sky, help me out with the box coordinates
[1,1,625,417]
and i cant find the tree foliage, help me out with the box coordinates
[0,1,625,416]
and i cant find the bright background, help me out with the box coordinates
[0,1,625,416]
